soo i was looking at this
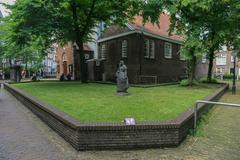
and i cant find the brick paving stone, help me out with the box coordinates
[0,89,77,160]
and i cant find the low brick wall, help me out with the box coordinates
[4,83,229,150]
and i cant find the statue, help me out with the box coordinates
[116,60,129,94]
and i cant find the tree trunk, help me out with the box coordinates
[76,41,87,83]
[25,63,29,78]
[188,49,196,86]
[73,45,81,80]
[71,0,87,82]
[207,47,214,82]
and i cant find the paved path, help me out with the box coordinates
[0,88,77,160]
[0,84,240,160]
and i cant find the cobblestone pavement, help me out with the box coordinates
[0,84,240,160]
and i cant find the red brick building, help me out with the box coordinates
[213,47,240,78]
[56,14,208,83]
[97,13,187,84]
[56,42,93,79]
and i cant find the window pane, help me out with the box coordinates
[202,53,207,63]
[144,40,149,58]
[216,53,226,65]
[122,40,127,58]
[149,40,155,59]
[164,42,172,59]
[101,44,106,59]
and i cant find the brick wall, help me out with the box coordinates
[99,33,187,84]
[4,83,229,150]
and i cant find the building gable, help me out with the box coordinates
[98,13,184,45]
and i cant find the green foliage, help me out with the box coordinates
[180,79,198,87]
[2,0,141,81]
[180,79,189,86]
[12,82,217,122]
[4,0,141,46]
[223,74,234,80]
[142,0,240,81]
[0,13,47,64]
[29,62,43,73]
[200,78,218,84]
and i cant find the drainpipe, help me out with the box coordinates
[139,31,144,83]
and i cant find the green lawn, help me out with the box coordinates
[12,81,220,123]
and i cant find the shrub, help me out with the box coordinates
[180,79,198,86]
[180,79,189,86]
[200,78,218,84]
[223,74,233,80]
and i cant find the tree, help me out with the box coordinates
[5,0,140,82]
[0,15,46,70]
[141,0,207,85]
[142,0,240,82]
[223,0,240,52]
[181,35,205,86]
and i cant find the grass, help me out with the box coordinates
[12,81,220,123]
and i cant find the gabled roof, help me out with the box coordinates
[99,13,183,44]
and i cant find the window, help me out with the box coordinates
[121,40,127,58]
[216,53,226,65]
[101,44,106,59]
[62,52,67,62]
[202,53,207,63]
[149,40,155,59]
[144,39,155,59]
[179,46,185,60]
[164,42,172,59]
[85,54,90,60]
[144,40,149,58]
[68,64,73,73]
[231,56,234,62]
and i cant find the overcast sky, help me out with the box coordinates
[0,0,15,16]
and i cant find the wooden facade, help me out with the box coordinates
[98,33,187,84]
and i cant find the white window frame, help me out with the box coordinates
[216,53,226,65]
[144,40,149,58]
[202,53,207,63]
[121,40,127,58]
[144,39,155,59]
[149,40,155,59]
[101,44,106,59]
[164,42,172,59]
[231,56,234,62]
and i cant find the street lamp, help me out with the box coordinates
[232,50,238,95]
